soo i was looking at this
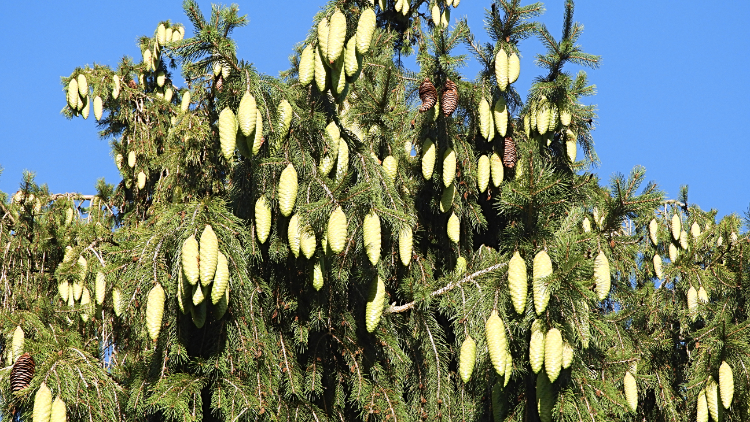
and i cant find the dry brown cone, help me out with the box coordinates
[503,137,517,168]
[418,78,437,112]
[10,353,35,392]
[442,79,458,117]
[127,79,137,89]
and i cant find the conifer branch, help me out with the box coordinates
[465,36,491,68]
[279,333,297,395]
[85,245,106,267]
[576,382,597,422]
[386,262,507,313]
[656,371,679,422]
[379,385,398,422]
[0,203,15,225]
[423,319,441,403]
[330,333,364,399]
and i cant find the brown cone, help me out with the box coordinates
[503,137,517,168]
[442,79,458,117]
[418,78,437,112]
[10,353,35,392]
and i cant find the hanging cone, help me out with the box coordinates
[299,44,315,86]
[314,45,328,92]
[365,276,386,332]
[503,137,517,168]
[529,319,546,374]
[478,98,492,139]
[362,212,382,265]
[399,226,413,266]
[442,148,456,187]
[508,251,527,315]
[706,376,719,422]
[533,250,553,315]
[50,396,67,422]
[211,252,230,305]
[287,213,301,258]
[199,225,219,287]
[33,382,52,422]
[624,371,638,412]
[317,17,329,63]
[237,91,258,137]
[485,310,507,376]
[255,196,272,244]
[490,152,504,187]
[544,328,563,383]
[327,9,347,64]
[719,361,734,409]
[594,251,611,301]
[508,52,520,84]
[418,78,437,112]
[477,155,490,192]
[356,8,377,54]
[112,75,120,100]
[312,261,324,291]
[146,283,165,342]
[648,218,659,242]
[671,214,682,242]
[441,79,458,116]
[697,389,708,422]
[278,164,298,217]
[327,206,348,254]
[493,97,508,137]
[458,336,477,383]
[10,352,35,392]
[421,138,436,180]
[495,49,508,91]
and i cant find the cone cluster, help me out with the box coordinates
[179,225,231,329]
[300,7,374,104]
[58,250,96,321]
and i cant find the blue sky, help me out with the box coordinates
[1,1,748,220]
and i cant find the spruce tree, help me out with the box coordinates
[624,188,750,422]
[0,1,748,421]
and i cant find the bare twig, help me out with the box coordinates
[386,262,507,313]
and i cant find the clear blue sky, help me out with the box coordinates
[1,1,748,220]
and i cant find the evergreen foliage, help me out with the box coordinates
[0,0,748,421]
